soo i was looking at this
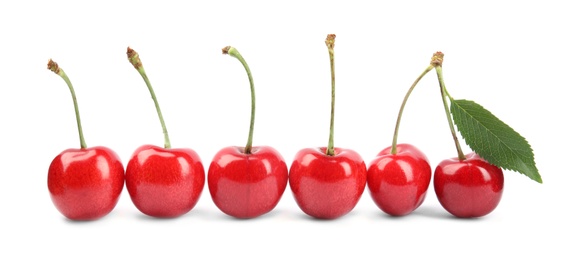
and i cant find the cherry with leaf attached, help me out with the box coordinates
[432,51,542,218]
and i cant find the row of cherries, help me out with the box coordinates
[47,35,504,221]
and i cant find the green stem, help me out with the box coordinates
[223,46,256,154]
[435,65,465,161]
[390,64,434,155]
[47,59,87,149]
[325,34,336,156]
[127,47,171,149]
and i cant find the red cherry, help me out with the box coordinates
[125,47,206,218]
[367,143,431,216]
[208,146,288,218]
[289,147,367,219]
[289,35,366,219]
[209,46,288,218]
[125,145,205,218]
[48,146,125,221]
[434,152,504,218]
[47,59,125,221]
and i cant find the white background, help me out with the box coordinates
[1,0,569,259]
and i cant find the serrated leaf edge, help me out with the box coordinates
[450,99,542,183]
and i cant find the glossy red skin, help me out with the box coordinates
[48,146,125,221]
[367,143,431,216]
[125,144,205,218]
[289,147,367,219]
[434,152,504,218]
[208,146,288,219]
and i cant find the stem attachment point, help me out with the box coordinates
[431,51,444,67]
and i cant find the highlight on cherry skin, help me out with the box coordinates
[46,59,125,221]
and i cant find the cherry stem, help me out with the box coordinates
[433,53,465,161]
[390,64,434,155]
[223,46,256,154]
[325,34,336,156]
[127,47,172,149]
[47,59,87,149]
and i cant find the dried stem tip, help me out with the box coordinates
[222,46,231,55]
[431,51,444,67]
[325,34,336,49]
[47,59,61,75]
[127,47,143,70]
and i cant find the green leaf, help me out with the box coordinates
[450,99,542,183]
